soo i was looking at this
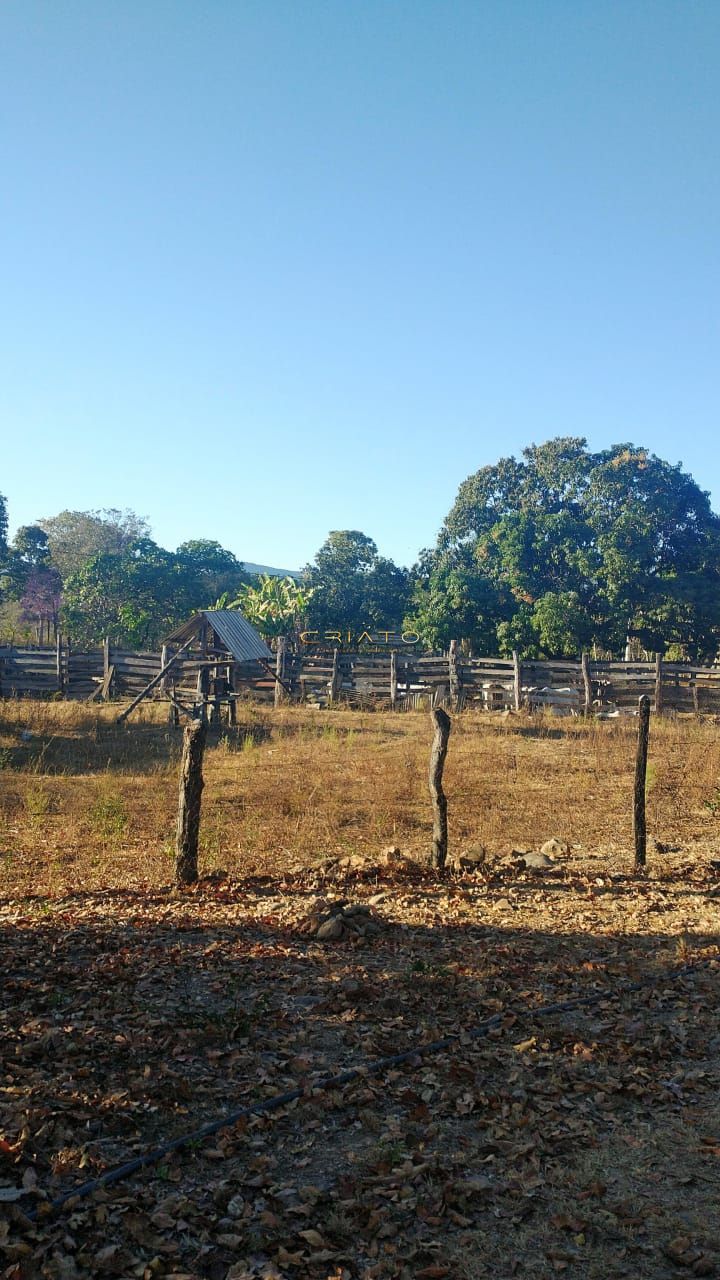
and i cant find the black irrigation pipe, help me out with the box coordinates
[21,953,716,1223]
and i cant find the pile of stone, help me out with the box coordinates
[298,897,386,942]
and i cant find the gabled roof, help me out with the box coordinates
[166,610,273,662]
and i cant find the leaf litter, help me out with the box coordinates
[1,848,720,1280]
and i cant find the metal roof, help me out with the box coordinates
[166,610,273,661]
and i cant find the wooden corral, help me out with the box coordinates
[2,638,720,716]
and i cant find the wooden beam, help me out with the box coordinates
[581,651,592,717]
[512,650,522,712]
[448,640,461,711]
[116,638,194,723]
[275,636,287,707]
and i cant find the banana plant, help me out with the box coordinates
[217,575,313,641]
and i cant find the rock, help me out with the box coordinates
[494,897,514,911]
[519,851,556,870]
[459,847,487,870]
[316,916,343,941]
[343,903,370,917]
[540,838,569,858]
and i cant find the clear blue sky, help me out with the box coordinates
[2,1,718,570]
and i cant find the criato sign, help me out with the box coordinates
[299,629,419,645]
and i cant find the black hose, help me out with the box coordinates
[21,954,714,1222]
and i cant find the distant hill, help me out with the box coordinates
[242,562,300,579]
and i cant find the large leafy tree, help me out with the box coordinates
[39,508,151,581]
[176,539,247,602]
[303,531,410,635]
[408,439,720,660]
[2,525,52,600]
[61,539,199,649]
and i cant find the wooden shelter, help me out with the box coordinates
[117,610,273,724]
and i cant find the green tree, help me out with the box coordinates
[303,531,410,635]
[408,439,720,660]
[39,508,150,581]
[61,539,197,648]
[2,526,51,600]
[176,539,247,602]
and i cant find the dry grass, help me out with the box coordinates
[1,699,720,897]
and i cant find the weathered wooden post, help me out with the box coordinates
[429,707,452,870]
[581,651,592,717]
[274,636,287,708]
[634,694,651,870]
[175,718,206,886]
[227,663,237,726]
[448,640,461,711]
[512,650,522,712]
[389,650,398,710]
[654,652,664,715]
[196,666,210,724]
[330,647,342,704]
[56,632,64,696]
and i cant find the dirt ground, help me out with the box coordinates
[1,701,719,1280]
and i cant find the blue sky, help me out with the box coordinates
[2,1,718,570]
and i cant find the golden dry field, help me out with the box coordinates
[1,699,720,1280]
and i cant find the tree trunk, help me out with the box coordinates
[175,718,206,886]
[429,707,452,869]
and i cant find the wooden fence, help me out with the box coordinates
[2,642,720,714]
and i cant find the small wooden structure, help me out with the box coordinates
[117,610,273,724]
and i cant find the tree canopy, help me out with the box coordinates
[302,532,410,636]
[407,439,720,660]
[38,509,151,581]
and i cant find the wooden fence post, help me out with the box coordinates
[449,640,461,711]
[227,663,237,725]
[581,651,592,717]
[274,636,287,708]
[512,650,522,712]
[56,632,64,696]
[429,707,451,869]
[654,652,664,715]
[634,694,651,870]
[175,718,206,886]
[196,666,210,723]
[390,650,398,710]
[330,647,342,704]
